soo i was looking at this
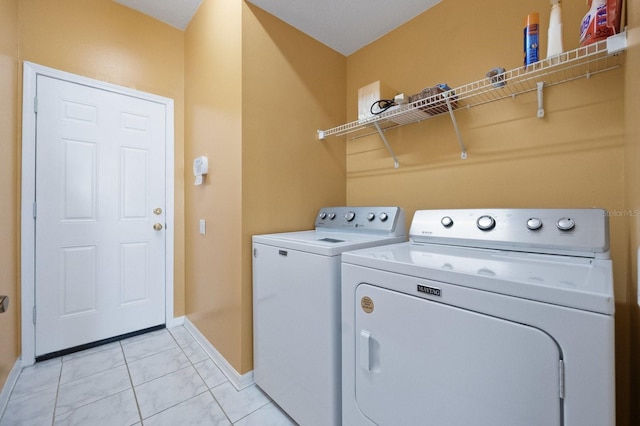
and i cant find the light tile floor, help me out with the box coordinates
[0,326,297,426]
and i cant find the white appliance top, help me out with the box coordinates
[343,208,614,314]
[252,206,406,256]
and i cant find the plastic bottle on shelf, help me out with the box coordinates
[523,12,540,69]
[580,0,616,46]
[547,0,564,59]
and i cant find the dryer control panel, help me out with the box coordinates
[316,206,405,236]
[409,208,609,257]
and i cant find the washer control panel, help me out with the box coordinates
[315,206,405,236]
[409,209,609,256]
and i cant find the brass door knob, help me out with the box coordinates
[153,207,163,215]
[153,223,163,231]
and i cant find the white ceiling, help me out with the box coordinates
[245,0,442,55]
[113,0,203,31]
[114,0,442,56]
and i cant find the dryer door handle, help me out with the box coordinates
[359,330,372,371]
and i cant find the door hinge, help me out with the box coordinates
[32,306,36,325]
[559,360,565,399]
[34,96,38,114]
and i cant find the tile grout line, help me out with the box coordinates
[130,327,231,424]
[173,326,281,425]
[51,359,63,426]
[121,340,145,425]
[170,327,235,425]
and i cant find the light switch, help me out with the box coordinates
[199,219,206,235]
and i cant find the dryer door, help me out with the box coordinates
[354,283,562,426]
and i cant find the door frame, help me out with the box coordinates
[20,62,176,365]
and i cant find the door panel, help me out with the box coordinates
[35,75,166,356]
[121,242,149,304]
[61,245,97,316]
[354,283,562,426]
[62,138,97,219]
[121,147,148,218]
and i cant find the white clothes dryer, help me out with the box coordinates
[341,209,615,426]
[253,206,406,426]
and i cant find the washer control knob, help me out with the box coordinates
[441,216,454,228]
[367,212,376,221]
[379,212,389,222]
[526,217,543,230]
[557,217,575,231]
[476,215,496,231]
[319,212,327,220]
[328,213,336,220]
[345,211,356,222]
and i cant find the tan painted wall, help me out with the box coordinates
[624,1,640,424]
[345,0,635,423]
[184,0,345,374]
[184,0,244,371]
[0,0,20,387]
[17,0,187,323]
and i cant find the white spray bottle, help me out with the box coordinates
[547,0,564,58]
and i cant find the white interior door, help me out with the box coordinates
[34,74,167,357]
[354,283,562,426]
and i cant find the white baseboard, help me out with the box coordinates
[0,359,22,419]
[167,315,185,328]
[182,318,254,391]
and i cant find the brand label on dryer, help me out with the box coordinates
[417,284,441,297]
[361,296,374,313]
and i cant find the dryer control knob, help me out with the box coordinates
[367,212,376,221]
[345,211,356,222]
[557,217,575,231]
[441,216,454,228]
[526,218,543,230]
[477,215,496,231]
[328,213,336,220]
[379,212,389,222]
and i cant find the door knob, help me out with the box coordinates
[153,207,163,215]
[153,223,163,231]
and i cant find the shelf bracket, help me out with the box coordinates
[373,122,400,168]
[444,94,467,160]
[537,82,545,118]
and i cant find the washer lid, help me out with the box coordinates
[342,242,614,315]
[253,230,406,256]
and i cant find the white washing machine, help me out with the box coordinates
[341,209,615,426]
[253,206,406,426]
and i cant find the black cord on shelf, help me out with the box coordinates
[370,99,396,115]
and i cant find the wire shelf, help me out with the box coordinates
[317,34,626,142]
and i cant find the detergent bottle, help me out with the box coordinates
[580,0,618,46]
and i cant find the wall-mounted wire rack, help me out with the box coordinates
[317,32,627,168]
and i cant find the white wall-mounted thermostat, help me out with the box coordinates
[193,156,208,185]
